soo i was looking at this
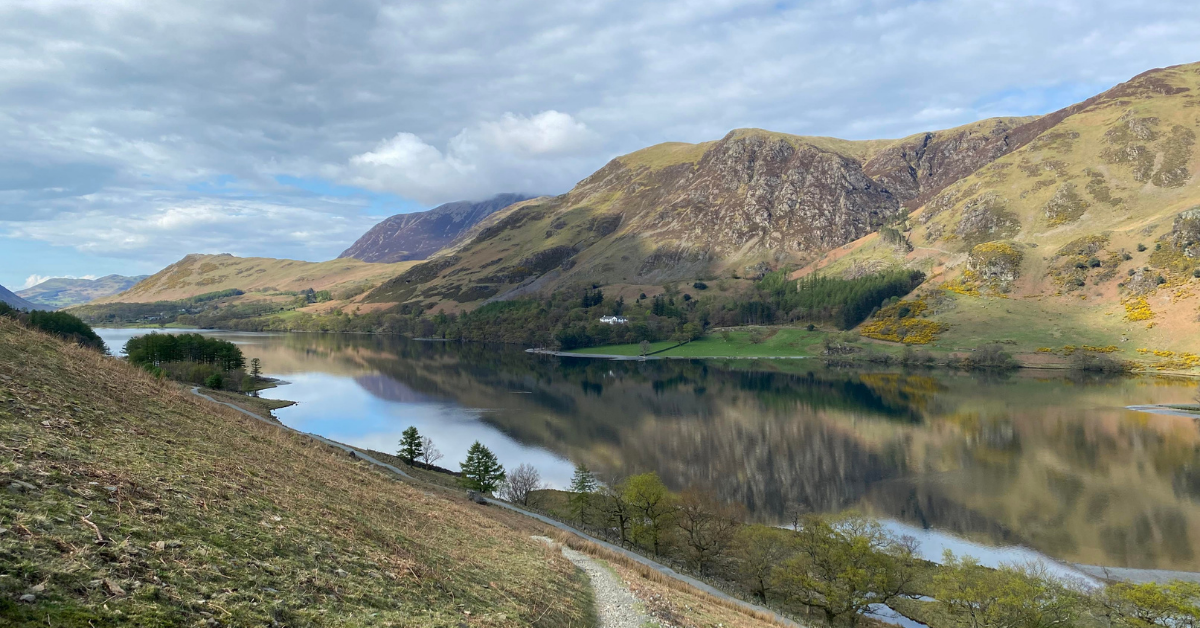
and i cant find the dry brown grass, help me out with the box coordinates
[548,531,794,628]
[0,318,594,627]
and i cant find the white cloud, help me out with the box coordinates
[6,198,382,263]
[21,274,97,289]
[22,274,52,289]
[469,111,598,158]
[345,111,599,203]
[0,0,1199,276]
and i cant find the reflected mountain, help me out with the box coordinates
[100,329,1200,571]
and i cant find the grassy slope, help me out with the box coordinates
[801,62,1200,362]
[570,328,830,358]
[95,254,415,305]
[0,318,594,627]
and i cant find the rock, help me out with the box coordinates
[8,480,37,493]
[334,569,349,577]
[18,594,35,603]
[104,578,126,596]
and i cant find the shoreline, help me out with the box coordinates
[92,325,1200,377]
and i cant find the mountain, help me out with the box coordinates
[364,119,1039,308]
[798,61,1200,355]
[91,253,415,305]
[0,283,44,311]
[17,274,149,309]
[339,193,532,263]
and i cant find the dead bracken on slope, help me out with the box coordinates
[0,318,594,627]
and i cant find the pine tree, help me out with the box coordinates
[460,441,505,493]
[398,426,423,465]
[250,358,262,378]
[568,463,597,524]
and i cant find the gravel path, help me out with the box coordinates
[535,536,650,628]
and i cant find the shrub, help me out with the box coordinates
[1138,243,1147,252]
[1070,351,1132,373]
[204,373,224,389]
[692,282,708,290]
[965,344,1019,370]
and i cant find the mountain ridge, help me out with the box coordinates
[17,274,149,309]
[0,283,44,311]
[362,116,1062,308]
[339,193,533,263]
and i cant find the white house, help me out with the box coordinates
[599,315,628,325]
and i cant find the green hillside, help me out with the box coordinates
[801,61,1200,360]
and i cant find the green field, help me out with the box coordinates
[570,327,829,358]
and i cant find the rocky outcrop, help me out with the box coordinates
[966,241,1023,292]
[864,117,1034,209]
[572,130,903,259]
[340,193,531,263]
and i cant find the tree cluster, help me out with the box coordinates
[554,468,1200,628]
[396,426,444,468]
[125,333,246,371]
[0,303,106,351]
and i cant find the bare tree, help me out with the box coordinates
[498,463,545,506]
[418,435,443,467]
[676,487,744,575]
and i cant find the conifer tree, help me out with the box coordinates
[568,463,597,524]
[460,441,505,493]
[398,426,423,465]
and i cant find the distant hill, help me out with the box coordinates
[339,193,532,263]
[17,274,149,309]
[90,253,415,304]
[0,283,44,311]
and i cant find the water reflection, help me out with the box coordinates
[94,329,1200,571]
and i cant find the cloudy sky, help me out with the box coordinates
[2,0,1199,290]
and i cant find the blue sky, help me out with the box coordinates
[2,0,1200,290]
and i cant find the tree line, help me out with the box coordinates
[752,269,927,330]
[75,268,928,351]
[474,455,1200,628]
[0,302,107,351]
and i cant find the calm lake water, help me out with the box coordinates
[97,328,1200,575]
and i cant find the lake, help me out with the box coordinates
[96,328,1200,576]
